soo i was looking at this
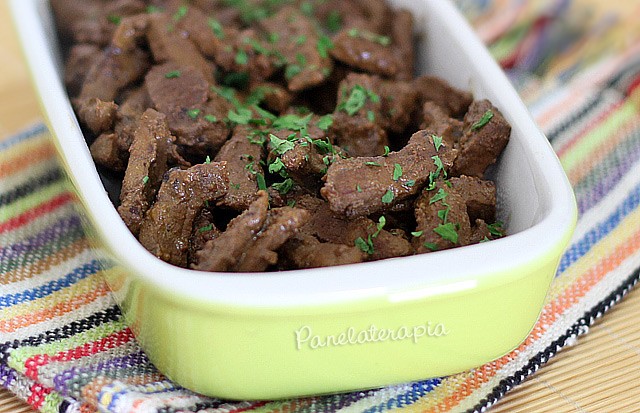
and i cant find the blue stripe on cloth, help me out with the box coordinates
[361,379,442,413]
[0,260,103,308]
[557,180,640,274]
[0,124,47,152]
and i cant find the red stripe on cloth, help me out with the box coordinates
[0,192,73,234]
[23,328,136,381]
[27,382,51,410]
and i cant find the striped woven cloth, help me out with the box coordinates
[2,1,640,412]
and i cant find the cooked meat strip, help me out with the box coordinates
[330,28,398,77]
[146,13,215,82]
[64,44,101,98]
[118,109,178,236]
[413,76,473,117]
[77,46,150,102]
[390,9,415,81]
[111,14,149,52]
[214,125,265,211]
[321,130,457,218]
[173,5,225,58]
[89,133,127,173]
[114,86,152,152]
[379,79,420,134]
[296,196,411,260]
[280,234,365,269]
[139,162,229,267]
[194,191,309,272]
[145,62,231,156]
[412,176,497,253]
[188,209,221,267]
[452,100,511,177]
[421,102,464,150]
[249,82,293,114]
[259,6,333,91]
[76,98,118,135]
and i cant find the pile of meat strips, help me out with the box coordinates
[53,0,511,272]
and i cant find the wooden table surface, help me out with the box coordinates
[2,2,640,412]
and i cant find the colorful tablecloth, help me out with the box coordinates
[2,1,640,412]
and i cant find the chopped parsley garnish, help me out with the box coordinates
[295,53,307,66]
[208,18,225,39]
[146,5,163,13]
[356,184,362,192]
[187,108,201,119]
[165,70,181,79]
[405,180,416,187]
[107,15,121,25]
[434,222,458,243]
[204,114,217,123]
[222,71,250,88]
[316,114,333,131]
[383,146,390,156]
[269,134,295,155]
[205,155,211,164]
[285,64,303,80]
[235,49,249,65]
[429,188,448,205]
[326,10,342,32]
[381,189,394,204]
[337,85,379,116]
[273,113,313,133]
[487,221,505,237]
[272,178,294,194]
[287,199,297,208]
[294,35,307,46]
[317,35,334,59]
[268,157,286,176]
[199,224,214,233]
[480,236,491,243]
[365,161,382,167]
[227,107,253,124]
[355,216,386,255]
[268,32,280,43]
[347,28,391,46]
[300,1,313,16]
[312,138,335,154]
[437,208,450,223]
[424,242,438,251]
[433,135,443,152]
[471,110,494,131]
[392,164,403,181]
[256,173,267,191]
[367,110,376,122]
[411,231,424,237]
[142,175,149,185]
[173,5,188,22]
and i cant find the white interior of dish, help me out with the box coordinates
[11,0,575,307]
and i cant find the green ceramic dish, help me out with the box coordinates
[11,0,577,400]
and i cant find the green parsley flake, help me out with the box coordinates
[205,155,211,164]
[355,237,374,255]
[227,107,252,125]
[365,161,382,167]
[294,35,307,46]
[142,175,149,185]
[437,208,450,223]
[424,242,438,251]
[381,189,394,204]
[338,85,368,116]
[347,28,391,46]
[165,70,181,79]
[480,236,491,243]
[256,173,267,191]
[317,35,334,59]
[268,32,280,43]
[406,180,416,187]
[204,114,217,123]
[268,157,286,175]
[367,110,376,122]
[383,146,390,156]
[272,178,294,194]
[208,18,225,39]
[392,163,403,181]
[146,5,163,13]
[487,221,505,237]
[273,113,313,132]
[356,184,362,192]
[285,64,303,80]
[429,188,448,205]
[173,5,188,22]
[312,138,335,154]
[107,15,121,25]
[433,135,443,152]
[471,110,494,131]
[287,199,297,208]
[199,224,214,233]
[316,114,334,131]
[300,1,313,16]
[269,134,296,155]
[187,108,201,119]
[235,49,249,65]
[411,230,424,237]
[326,10,342,32]
[434,222,458,244]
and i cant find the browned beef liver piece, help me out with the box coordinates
[390,9,415,81]
[188,209,221,267]
[280,234,365,269]
[313,1,371,33]
[146,13,215,82]
[259,6,333,91]
[321,130,457,218]
[118,109,178,236]
[51,0,102,42]
[173,5,224,58]
[76,98,118,135]
[139,162,229,267]
[111,13,149,52]
[114,87,152,152]
[214,125,265,210]
[89,133,127,173]
[413,76,473,117]
[249,82,293,114]
[379,80,420,134]
[64,44,101,98]
[296,196,411,260]
[213,29,278,84]
[145,62,231,156]
[412,175,497,253]
[421,102,464,149]
[194,191,309,272]
[453,100,511,177]
[330,29,398,77]
[78,46,150,103]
